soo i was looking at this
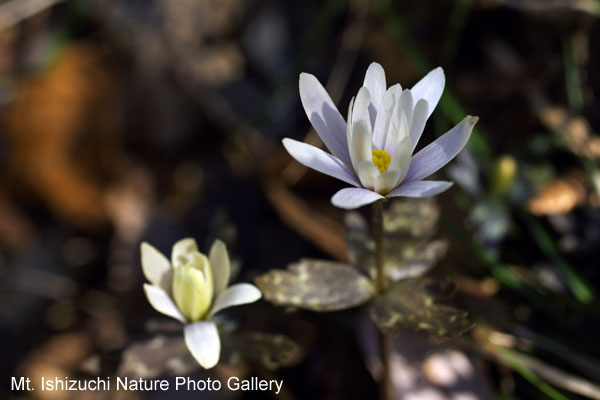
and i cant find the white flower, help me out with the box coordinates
[283,62,478,209]
[141,238,261,369]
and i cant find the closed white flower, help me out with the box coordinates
[141,239,261,369]
[283,62,478,209]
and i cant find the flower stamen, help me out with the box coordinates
[372,149,391,173]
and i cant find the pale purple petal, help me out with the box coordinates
[331,187,384,209]
[184,321,220,369]
[299,73,351,164]
[410,67,445,119]
[388,181,453,198]
[363,62,386,126]
[404,116,478,182]
[283,138,360,187]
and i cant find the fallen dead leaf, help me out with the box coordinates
[528,171,587,215]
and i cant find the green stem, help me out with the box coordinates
[373,199,391,400]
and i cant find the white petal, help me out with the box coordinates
[299,73,351,164]
[409,99,429,152]
[352,87,372,130]
[350,120,373,170]
[397,89,414,129]
[363,62,386,126]
[385,111,408,154]
[389,136,412,183]
[371,106,391,151]
[209,240,230,296]
[410,67,445,119]
[184,321,221,369]
[383,84,402,112]
[331,187,384,209]
[404,116,478,182]
[346,97,355,150]
[282,138,360,186]
[400,111,409,140]
[143,284,186,323]
[140,242,172,292]
[171,238,198,268]
[374,170,402,194]
[357,161,379,189]
[379,119,397,155]
[388,180,453,197]
[207,283,262,318]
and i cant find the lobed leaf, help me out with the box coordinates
[370,278,473,337]
[255,259,375,312]
[118,335,197,378]
[221,332,300,370]
[346,198,447,282]
[383,197,440,238]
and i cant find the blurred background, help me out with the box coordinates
[2,0,600,399]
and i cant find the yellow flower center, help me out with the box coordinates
[372,149,391,173]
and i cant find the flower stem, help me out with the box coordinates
[372,199,392,400]
[378,331,393,400]
[373,199,385,292]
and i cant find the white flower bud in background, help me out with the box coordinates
[141,238,261,369]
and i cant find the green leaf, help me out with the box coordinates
[370,278,473,337]
[255,259,375,312]
[221,333,300,370]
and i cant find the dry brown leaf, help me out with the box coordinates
[2,44,126,230]
[536,106,600,163]
[527,171,587,215]
[455,277,500,297]
[18,332,93,400]
[0,193,34,249]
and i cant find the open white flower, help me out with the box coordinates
[283,62,478,209]
[141,238,261,369]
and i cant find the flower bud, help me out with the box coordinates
[492,155,517,197]
[172,253,213,321]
